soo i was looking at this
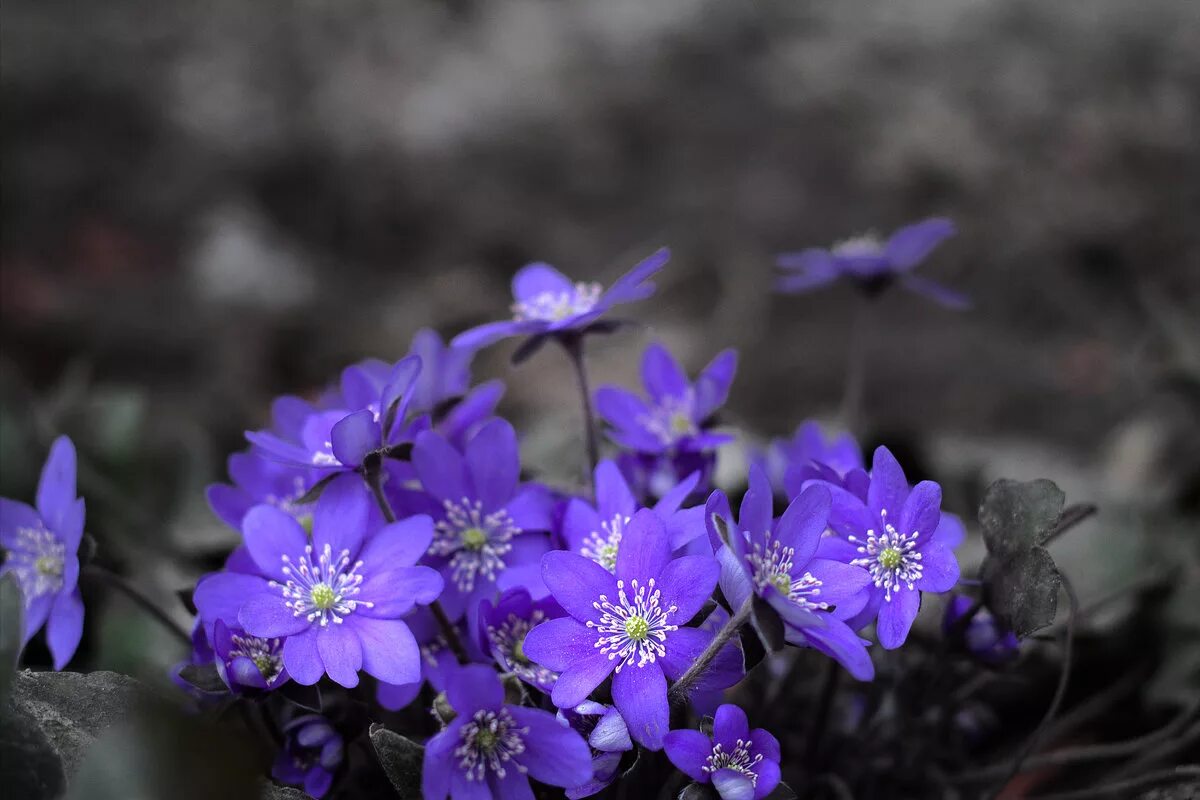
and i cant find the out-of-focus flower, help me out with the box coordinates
[451,249,669,350]
[476,587,563,694]
[664,704,781,800]
[211,618,289,691]
[406,328,505,448]
[708,466,875,680]
[409,418,555,620]
[561,459,704,572]
[523,510,728,750]
[193,475,443,687]
[755,419,866,501]
[558,701,633,799]
[421,664,592,799]
[943,595,1020,665]
[596,342,737,455]
[776,218,969,309]
[0,436,85,670]
[818,446,961,649]
[272,713,344,798]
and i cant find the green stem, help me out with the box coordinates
[668,596,753,704]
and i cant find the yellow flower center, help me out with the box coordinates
[35,556,64,578]
[461,527,488,551]
[310,582,337,610]
[879,547,903,570]
[624,615,651,641]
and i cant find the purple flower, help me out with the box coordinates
[246,354,422,472]
[561,459,705,572]
[272,713,344,798]
[523,509,724,750]
[170,620,217,698]
[756,420,866,500]
[943,595,1020,665]
[206,451,318,533]
[0,436,85,670]
[818,446,962,649]
[406,328,505,448]
[421,664,592,800]
[451,249,669,350]
[664,704,781,800]
[409,418,555,621]
[557,701,633,799]
[477,587,563,695]
[211,618,289,692]
[615,450,716,506]
[707,466,875,681]
[596,342,738,455]
[776,217,969,309]
[376,609,462,711]
[194,474,443,688]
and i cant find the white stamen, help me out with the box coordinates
[745,531,828,611]
[703,738,763,785]
[6,525,66,604]
[848,508,924,602]
[270,542,372,626]
[587,578,678,672]
[429,497,521,593]
[511,282,603,323]
[455,708,529,781]
[580,513,631,573]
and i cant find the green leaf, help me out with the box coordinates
[983,547,1061,636]
[979,479,1065,559]
[176,663,227,694]
[370,724,424,800]
[0,573,25,705]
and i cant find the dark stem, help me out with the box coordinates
[362,465,470,665]
[561,334,599,475]
[986,572,1079,799]
[839,296,871,433]
[668,596,753,704]
[805,658,841,770]
[82,564,191,647]
[1043,503,1098,545]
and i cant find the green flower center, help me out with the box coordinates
[310,582,337,610]
[878,547,903,570]
[461,527,488,551]
[770,573,792,595]
[624,615,651,641]
[511,636,528,665]
[669,412,694,436]
[253,654,275,676]
[35,556,63,578]
[474,728,498,752]
[298,514,314,537]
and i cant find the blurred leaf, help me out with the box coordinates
[979,479,1065,559]
[0,573,24,705]
[294,472,340,505]
[510,334,548,366]
[177,663,227,694]
[983,548,1061,636]
[370,724,423,800]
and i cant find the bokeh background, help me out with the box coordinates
[3,0,1199,694]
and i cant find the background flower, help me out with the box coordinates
[664,704,781,800]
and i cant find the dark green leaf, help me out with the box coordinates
[983,547,1061,636]
[739,619,767,670]
[0,573,24,705]
[370,724,424,800]
[430,396,465,425]
[752,595,786,652]
[177,663,228,694]
[979,479,1065,559]
[294,472,340,505]
[511,334,548,365]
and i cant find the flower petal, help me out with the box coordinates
[551,654,616,709]
[641,342,689,403]
[36,436,77,531]
[352,616,421,685]
[240,592,311,638]
[329,409,379,468]
[792,616,875,681]
[594,460,637,521]
[512,263,573,302]
[451,320,532,350]
[0,498,40,548]
[413,430,468,504]
[751,759,781,800]
[446,663,504,713]
[915,544,960,593]
[612,664,669,750]
[867,446,909,520]
[282,628,324,685]
[194,571,270,628]
[46,588,84,671]
[877,588,920,649]
[602,247,668,306]
[900,480,942,543]
[523,617,597,672]
[657,555,719,623]
[663,729,713,782]
[712,704,751,751]
[614,510,670,585]
[804,559,872,607]
[899,274,972,310]
[357,565,444,618]
[242,505,307,582]
[317,621,362,687]
[358,515,434,568]
[312,473,369,557]
[885,217,955,270]
[738,465,774,543]
[775,483,831,567]
[541,551,618,623]
[694,349,738,421]
[508,706,594,788]
[713,769,756,800]
[465,418,519,512]
[421,721,463,800]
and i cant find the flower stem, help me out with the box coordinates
[362,464,470,665]
[839,296,871,433]
[82,564,192,647]
[561,334,599,476]
[668,596,753,704]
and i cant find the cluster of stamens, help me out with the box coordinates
[455,708,528,781]
[831,232,883,257]
[310,440,341,468]
[849,509,923,602]
[640,392,699,446]
[228,633,285,683]
[271,543,371,626]
[429,498,520,592]
[746,532,828,611]
[6,525,66,602]
[511,282,603,323]
[702,739,763,785]
[580,513,630,572]
[588,578,678,671]
[487,610,558,689]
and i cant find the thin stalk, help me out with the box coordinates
[839,296,871,433]
[561,334,599,475]
[363,465,470,665]
[669,596,753,704]
[83,564,191,647]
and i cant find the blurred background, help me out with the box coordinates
[2,0,1199,691]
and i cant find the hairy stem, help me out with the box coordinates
[561,334,599,476]
[669,596,753,704]
[363,464,470,665]
[82,564,192,647]
[839,297,871,433]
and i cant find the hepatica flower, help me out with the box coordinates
[273,713,344,799]
[597,342,738,455]
[0,436,85,670]
[757,419,867,501]
[195,474,443,687]
[819,446,961,649]
[451,248,669,350]
[411,418,554,620]
[211,619,288,692]
[477,587,563,694]
[406,327,505,448]
[664,704,781,800]
[708,465,875,680]
[776,217,969,309]
[561,459,705,573]
[247,354,422,472]
[422,664,592,800]
[558,701,633,800]
[523,509,723,750]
